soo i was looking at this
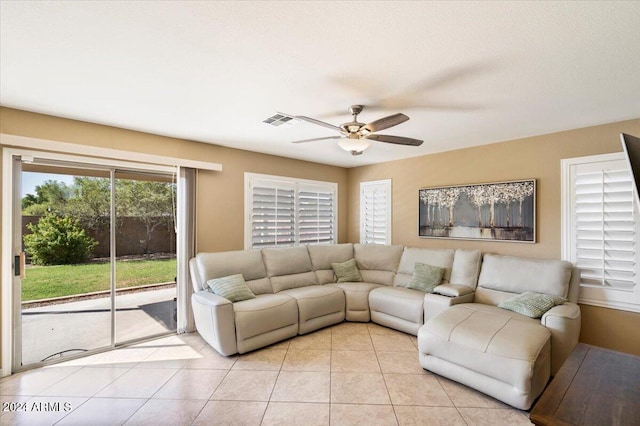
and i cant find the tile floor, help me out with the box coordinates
[0,322,533,425]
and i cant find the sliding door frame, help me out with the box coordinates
[2,147,194,375]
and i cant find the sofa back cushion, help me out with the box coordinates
[307,243,354,284]
[393,248,455,287]
[450,249,482,288]
[354,243,404,285]
[475,254,573,305]
[262,246,319,292]
[194,250,272,295]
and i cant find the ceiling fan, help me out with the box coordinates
[290,105,423,156]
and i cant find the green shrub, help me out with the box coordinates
[24,213,98,265]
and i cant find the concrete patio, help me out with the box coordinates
[20,287,177,366]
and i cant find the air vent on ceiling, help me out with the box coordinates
[263,113,295,127]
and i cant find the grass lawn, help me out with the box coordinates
[22,258,177,301]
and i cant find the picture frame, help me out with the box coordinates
[418,179,536,242]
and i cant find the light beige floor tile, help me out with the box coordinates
[412,336,419,349]
[0,366,80,396]
[53,352,108,367]
[331,403,398,425]
[289,331,332,350]
[136,344,203,369]
[153,369,227,400]
[176,332,208,351]
[331,372,391,404]
[371,334,417,352]
[368,323,408,336]
[282,349,331,372]
[134,335,184,347]
[457,407,532,426]
[268,339,291,350]
[394,406,467,425]
[94,368,177,398]
[56,397,146,425]
[330,322,371,335]
[89,346,157,368]
[331,350,380,373]
[385,373,453,406]
[262,402,329,426]
[271,371,330,403]
[124,398,206,426]
[39,366,129,397]
[0,396,87,425]
[193,400,267,425]
[376,351,426,374]
[211,370,278,401]
[184,345,237,370]
[437,377,508,408]
[231,348,286,371]
[332,333,374,351]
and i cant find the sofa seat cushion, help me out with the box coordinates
[332,282,382,311]
[281,285,345,323]
[233,294,298,341]
[369,286,426,324]
[420,303,551,392]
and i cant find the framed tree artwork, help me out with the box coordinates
[418,179,536,242]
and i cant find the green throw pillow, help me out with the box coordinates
[207,274,256,303]
[331,258,363,283]
[406,263,445,293]
[498,291,567,318]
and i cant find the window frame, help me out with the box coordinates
[561,152,640,313]
[244,172,338,249]
[360,179,392,245]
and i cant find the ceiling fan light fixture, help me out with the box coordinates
[338,138,370,153]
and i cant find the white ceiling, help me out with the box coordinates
[1,1,640,168]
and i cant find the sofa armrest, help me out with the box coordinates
[541,302,581,376]
[433,283,474,297]
[191,290,238,356]
[423,292,475,323]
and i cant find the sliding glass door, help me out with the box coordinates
[114,171,177,343]
[13,157,177,370]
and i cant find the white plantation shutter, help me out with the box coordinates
[360,179,392,244]
[298,185,335,245]
[563,155,640,312]
[245,174,337,249]
[250,181,296,247]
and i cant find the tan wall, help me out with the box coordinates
[0,107,349,369]
[1,106,639,362]
[347,118,640,355]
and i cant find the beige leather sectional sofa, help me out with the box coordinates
[189,243,581,410]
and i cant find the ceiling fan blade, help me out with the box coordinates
[294,115,342,132]
[363,113,409,133]
[366,134,423,146]
[292,136,342,144]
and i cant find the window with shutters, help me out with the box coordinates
[360,179,392,245]
[562,153,640,313]
[245,173,337,249]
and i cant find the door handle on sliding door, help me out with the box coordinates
[14,252,25,278]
